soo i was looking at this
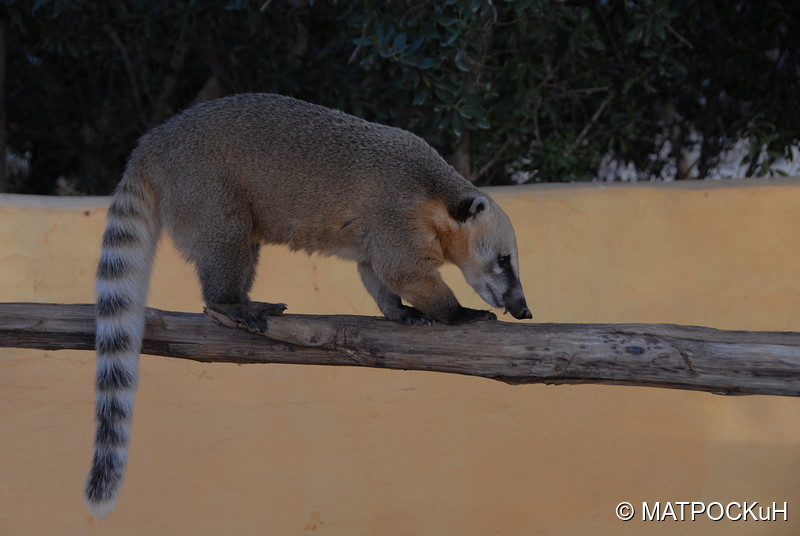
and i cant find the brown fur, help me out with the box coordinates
[421,201,472,266]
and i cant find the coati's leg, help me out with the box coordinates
[198,240,286,335]
[377,265,497,325]
[358,263,432,325]
[164,189,285,334]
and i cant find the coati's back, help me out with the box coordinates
[138,93,477,256]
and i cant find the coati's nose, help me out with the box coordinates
[515,307,533,320]
[505,294,532,320]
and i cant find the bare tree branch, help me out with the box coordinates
[104,24,148,129]
[146,17,192,129]
[2,302,799,397]
[0,20,6,193]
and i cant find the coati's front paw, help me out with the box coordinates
[386,305,434,326]
[400,308,435,326]
[449,307,497,325]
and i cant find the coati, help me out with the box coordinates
[86,93,531,518]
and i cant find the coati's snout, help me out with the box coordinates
[468,266,532,320]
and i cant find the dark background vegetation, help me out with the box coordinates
[2,0,798,194]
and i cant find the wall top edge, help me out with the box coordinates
[484,176,800,195]
[1,176,799,207]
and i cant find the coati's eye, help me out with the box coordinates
[498,255,511,268]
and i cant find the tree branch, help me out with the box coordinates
[0,20,7,193]
[1,302,799,397]
[104,24,147,129]
[146,17,192,129]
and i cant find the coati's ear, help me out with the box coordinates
[451,196,490,222]
[468,196,489,218]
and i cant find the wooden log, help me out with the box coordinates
[1,302,799,397]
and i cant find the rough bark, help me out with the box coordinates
[1,302,799,397]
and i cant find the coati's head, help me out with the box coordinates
[446,196,532,320]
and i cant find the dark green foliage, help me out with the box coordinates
[4,0,799,193]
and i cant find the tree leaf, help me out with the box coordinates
[454,49,470,72]
[416,57,437,69]
[393,32,407,52]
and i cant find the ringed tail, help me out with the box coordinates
[85,171,160,519]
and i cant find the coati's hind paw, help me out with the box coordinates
[249,301,288,317]
[241,301,287,334]
[205,301,287,335]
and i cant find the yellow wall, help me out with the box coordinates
[1,180,799,535]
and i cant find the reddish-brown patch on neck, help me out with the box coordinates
[416,200,472,266]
